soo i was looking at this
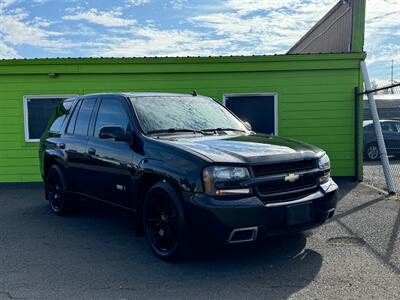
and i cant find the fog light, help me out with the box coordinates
[319,172,331,184]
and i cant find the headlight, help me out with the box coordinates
[202,166,251,196]
[318,153,331,184]
[318,153,330,170]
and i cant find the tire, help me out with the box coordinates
[366,143,380,161]
[143,181,189,261]
[45,165,73,215]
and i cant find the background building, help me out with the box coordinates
[0,0,366,182]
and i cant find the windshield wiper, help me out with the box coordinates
[147,128,212,135]
[201,128,246,133]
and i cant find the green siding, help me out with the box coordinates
[0,53,366,182]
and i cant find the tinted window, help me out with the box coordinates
[381,122,394,132]
[66,100,81,134]
[49,99,75,133]
[393,122,400,132]
[94,98,131,137]
[74,99,96,136]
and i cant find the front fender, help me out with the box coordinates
[135,157,203,193]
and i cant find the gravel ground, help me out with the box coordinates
[364,159,400,192]
[0,180,399,299]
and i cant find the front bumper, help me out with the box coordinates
[183,178,338,244]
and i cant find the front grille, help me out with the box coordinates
[257,174,317,196]
[252,159,317,177]
[251,159,319,204]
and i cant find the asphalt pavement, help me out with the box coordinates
[0,179,399,299]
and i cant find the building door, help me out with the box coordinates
[224,94,277,135]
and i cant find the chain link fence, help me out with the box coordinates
[363,83,400,193]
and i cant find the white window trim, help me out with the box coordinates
[222,93,278,135]
[23,95,77,142]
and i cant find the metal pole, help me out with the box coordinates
[391,59,394,94]
[361,61,395,194]
[354,87,359,182]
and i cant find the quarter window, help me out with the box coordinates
[49,99,75,133]
[66,101,81,134]
[74,99,96,136]
[94,98,131,137]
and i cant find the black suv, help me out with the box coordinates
[40,93,338,260]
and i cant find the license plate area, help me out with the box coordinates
[287,202,313,226]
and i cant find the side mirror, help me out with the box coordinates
[99,126,131,142]
[242,121,252,131]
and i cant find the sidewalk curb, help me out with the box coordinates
[360,182,388,195]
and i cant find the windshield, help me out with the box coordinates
[130,96,247,134]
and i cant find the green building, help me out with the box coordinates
[0,0,366,183]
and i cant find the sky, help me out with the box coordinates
[0,0,399,84]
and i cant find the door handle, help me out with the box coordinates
[88,147,96,155]
[58,143,66,149]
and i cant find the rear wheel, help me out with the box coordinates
[143,182,189,261]
[46,165,72,215]
[366,143,379,161]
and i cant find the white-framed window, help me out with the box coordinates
[23,95,76,142]
[223,93,278,135]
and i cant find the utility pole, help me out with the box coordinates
[361,61,395,194]
[391,59,394,94]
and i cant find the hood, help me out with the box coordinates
[157,133,323,164]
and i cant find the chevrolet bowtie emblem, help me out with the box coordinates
[285,173,299,183]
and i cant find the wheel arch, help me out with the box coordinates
[132,170,183,236]
[43,150,65,178]
[43,150,67,199]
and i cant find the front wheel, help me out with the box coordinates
[143,182,189,261]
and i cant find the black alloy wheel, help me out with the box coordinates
[144,182,188,261]
[46,165,70,215]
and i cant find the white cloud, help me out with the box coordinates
[169,0,187,10]
[0,0,398,84]
[189,0,335,55]
[125,0,150,6]
[0,2,69,58]
[31,0,50,4]
[364,0,400,81]
[0,14,63,47]
[0,0,17,11]
[224,0,333,17]
[0,38,19,58]
[90,26,232,57]
[63,8,136,27]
